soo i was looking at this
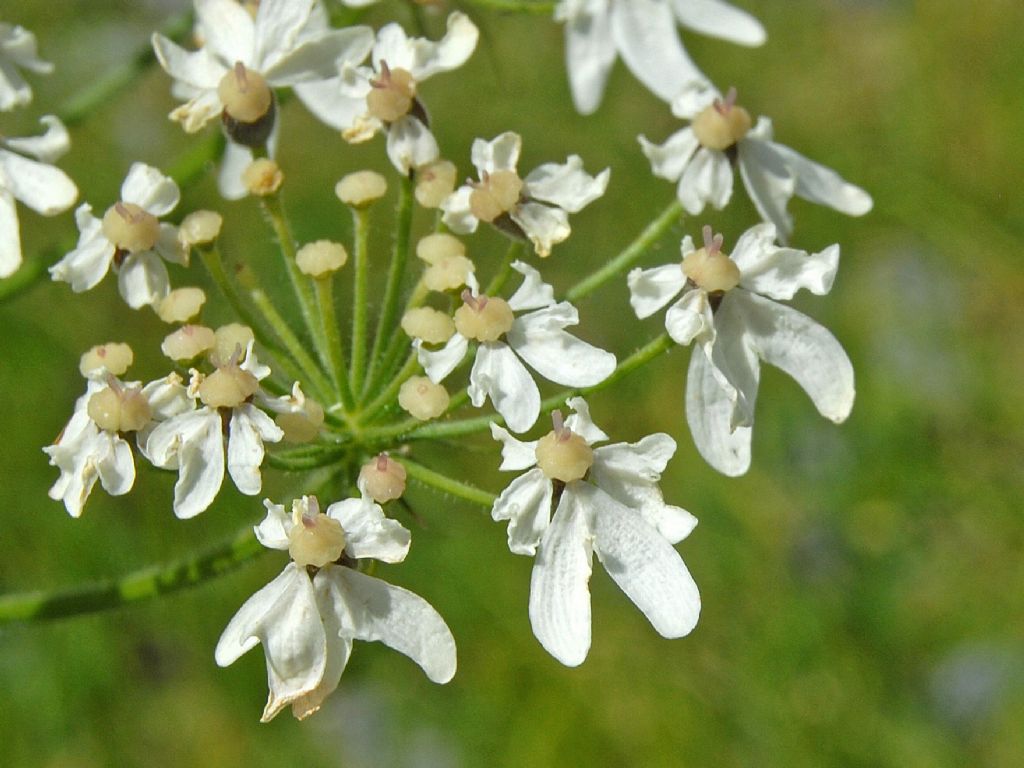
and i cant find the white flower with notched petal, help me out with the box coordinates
[628,223,855,476]
[556,0,765,114]
[490,397,700,666]
[145,341,284,518]
[50,163,185,309]
[0,22,53,111]
[0,116,77,278]
[216,494,457,722]
[641,82,872,243]
[415,262,616,433]
[297,12,478,175]
[442,132,609,258]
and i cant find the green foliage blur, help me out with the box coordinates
[2,0,1023,766]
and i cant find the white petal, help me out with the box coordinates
[255,499,292,551]
[151,35,225,91]
[738,132,796,243]
[735,291,855,423]
[166,409,225,518]
[264,28,375,86]
[732,224,840,300]
[471,132,521,175]
[586,483,700,638]
[227,404,283,496]
[415,333,469,384]
[95,434,136,497]
[610,0,704,103]
[294,573,353,720]
[562,3,616,114]
[524,155,609,213]
[529,490,593,667]
[121,163,179,217]
[401,11,479,81]
[670,0,767,46]
[591,436,698,544]
[685,347,752,476]
[491,467,553,556]
[506,303,616,387]
[4,115,71,163]
[489,422,539,472]
[627,262,688,319]
[154,222,188,266]
[639,127,699,182]
[218,141,254,201]
[385,116,439,175]
[506,260,556,312]
[48,205,113,292]
[0,148,77,215]
[563,396,609,445]
[664,288,714,346]
[293,77,367,131]
[766,140,873,217]
[703,292,761,428]
[328,567,457,684]
[468,342,540,433]
[141,373,192,421]
[439,185,478,234]
[677,147,733,214]
[253,0,314,71]
[0,192,21,278]
[168,88,224,133]
[670,79,720,120]
[117,252,170,309]
[196,0,256,66]
[326,496,411,563]
[510,202,570,258]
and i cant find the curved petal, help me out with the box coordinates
[227,404,283,496]
[293,575,353,720]
[507,260,555,312]
[415,333,469,384]
[4,115,71,163]
[293,77,367,131]
[732,223,839,300]
[264,27,375,85]
[664,288,714,346]
[168,409,225,519]
[0,149,77,215]
[196,0,256,66]
[95,434,136,497]
[168,88,223,133]
[489,422,539,472]
[524,155,609,213]
[151,34,225,90]
[386,116,439,175]
[218,141,254,201]
[737,131,796,243]
[703,292,760,427]
[491,467,553,556]
[0,192,21,278]
[121,162,179,216]
[49,205,114,292]
[402,11,479,80]
[670,79,720,120]
[627,262,688,319]
[586,482,700,638]
[506,303,616,387]
[468,342,541,433]
[686,347,752,476]
[677,147,733,214]
[529,489,594,667]
[562,2,616,114]
[439,185,478,234]
[639,127,699,182]
[255,499,292,551]
[511,202,570,258]
[766,140,873,217]
[326,495,411,563]
[670,0,767,46]
[117,251,169,309]
[253,0,314,71]
[563,396,609,445]
[471,132,521,175]
[328,567,457,684]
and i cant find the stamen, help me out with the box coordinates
[460,289,486,312]
[114,201,140,223]
[376,453,389,471]
[702,224,714,250]
[233,61,248,91]
[724,86,738,108]
[551,409,565,436]
[373,60,392,88]
[104,373,123,395]
[711,233,724,255]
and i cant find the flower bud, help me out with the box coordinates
[415,160,457,208]
[157,287,207,324]
[296,240,348,278]
[242,158,283,196]
[162,324,216,362]
[398,376,449,421]
[416,233,465,266]
[178,210,223,247]
[401,307,456,344]
[79,342,133,378]
[213,324,255,367]
[335,170,387,208]
[359,454,407,503]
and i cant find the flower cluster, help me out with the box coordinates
[5,0,871,724]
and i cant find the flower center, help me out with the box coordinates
[198,361,258,409]
[288,498,347,568]
[468,170,523,223]
[101,202,160,253]
[453,291,514,342]
[691,87,752,151]
[535,411,593,483]
[366,62,416,123]
[87,379,152,433]
[359,453,408,503]
[682,225,741,293]
[217,62,272,123]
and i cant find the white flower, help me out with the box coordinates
[0,116,77,278]
[640,82,873,243]
[415,262,616,433]
[298,12,478,175]
[0,22,53,111]
[628,223,855,476]
[50,163,185,309]
[490,397,700,666]
[216,495,457,722]
[441,132,609,258]
[555,0,765,114]
[152,0,374,198]
[144,342,284,518]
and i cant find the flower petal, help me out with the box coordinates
[293,77,367,131]
[685,346,752,476]
[489,422,539,472]
[439,185,477,234]
[670,0,767,46]
[511,202,570,258]
[524,155,609,213]
[391,11,478,81]
[471,132,521,175]
[506,303,617,388]
[117,251,170,309]
[227,404,283,496]
[195,0,256,66]
[703,292,760,427]
[468,342,541,433]
[3,115,71,163]
[253,0,314,71]
[732,223,840,300]
[766,140,873,217]
[385,115,439,175]
[293,573,353,720]
[563,396,609,445]
[415,332,469,384]
[738,129,797,242]
[561,2,616,114]
[121,163,180,217]
[639,127,699,182]
[0,147,77,215]
[491,467,553,556]
[0,191,21,278]
[627,262,688,319]
[49,204,113,292]
[151,34,225,91]
[677,146,733,214]
[507,260,555,312]
[264,27,375,85]
[326,496,411,563]
[664,287,714,346]
[255,499,292,551]
[156,409,225,519]
[95,434,136,497]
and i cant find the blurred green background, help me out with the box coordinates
[2,0,1023,765]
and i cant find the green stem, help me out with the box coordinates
[349,207,371,396]
[266,444,347,471]
[0,525,263,624]
[458,0,556,14]
[362,351,421,421]
[401,458,496,507]
[363,176,414,401]
[485,240,525,295]
[250,288,335,401]
[314,277,355,411]
[566,199,683,303]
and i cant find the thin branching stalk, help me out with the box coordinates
[401,458,496,507]
[349,206,371,397]
[314,276,355,411]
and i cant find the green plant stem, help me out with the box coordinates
[349,207,371,397]
[250,288,335,401]
[363,177,415,402]
[267,444,348,471]
[485,240,525,295]
[0,525,263,624]
[401,458,496,507]
[566,199,683,303]
[362,351,421,421]
[314,277,355,411]
[458,0,556,14]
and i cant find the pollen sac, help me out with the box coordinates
[288,513,347,568]
[79,342,134,378]
[401,307,456,345]
[218,63,272,124]
[178,210,223,247]
[469,170,523,223]
[162,324,216,362]
[101,202,160,253]
[157,287,207,324]
[682,247,741,293]
[359,454,408,503]
[398,376,450,421]
[535,428,593,483]
[87,385,152,434]
[296,240,348,278]
[454,294,514,342]
[198,364,259,409]
[415,160,457,209]
[335,170,387,208]
[366,65,416,123]
[691,102,753,151]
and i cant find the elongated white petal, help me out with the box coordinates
[670,80,720,120]
[265,27,375,85]
[524,155,609,213]
[611,0,704,103]
[677,147,733,214]
[468,342,541,433]
[0,191,21,278]
[217,141,254,201]
[117,252,170,309]
[511,202,571,258]
[686,347,752,476]
[386,115,439,175]
[157,409,225,519]
[196,0,256,66]
[733,225,840,300]
[671,0,767,46]
[591,437,697,544]
[766,140,873,217]
[227,404,283,496]
[155,222,187,266]
[529,490,593,666]
[738,132,797,242]
[639,127,699,182]
[386,11,479,81]
[704,292,760,427]
[329,567,457,684]
[439,186,478,234]
[4,115,70,163]
[471,132,521,175]
[562,3,616,114]
[0,148,77,215]
[489,422,539,472]
[491,467,553,556]
[586,483,700,638]
[168,88,224,133]
[735,291,855,423]
[507,260,555,312]
[121,163,179,217]
[326,496,411,563]
[415,333,469,384]
[49,205,113,292]
[563,396,609,445]
[293,77,366,131]
[506,303,616,387]
[253,0,313,71]
[664,288,714,346]
[255,499,292,551]
[294,573,353,720]
[95,434,136,497]
[151,35,225,91]
[45,425,103,518]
